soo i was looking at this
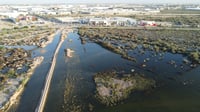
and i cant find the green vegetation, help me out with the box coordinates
[78,27,200,64]
[0,46,4,50]
[0,75,6,86]
[23,26,29,29]
[190,51,200,63]
[7,69,16,78]
[13,27,19,29]
[134,15,200,27]
[94,71,155,106]
[0,25,56,46]
[63,76,83,112]
[0,48,31,77]
[160,9,200,14]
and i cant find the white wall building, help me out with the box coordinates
[89,17,137,26]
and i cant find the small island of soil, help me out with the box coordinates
[94,71,155,106]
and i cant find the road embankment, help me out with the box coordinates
[36,28,72,112]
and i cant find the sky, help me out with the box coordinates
[0,0,200,4]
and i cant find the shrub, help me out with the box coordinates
[190,51,199,62]
[7,69,16,78]
[23,26,29,29]
[14,27,19,29]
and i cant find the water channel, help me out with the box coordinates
[15,32,61,112]
[15,31,200,112]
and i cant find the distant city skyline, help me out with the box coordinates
[0,0,200,4]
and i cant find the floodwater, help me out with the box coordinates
[43,32,200,112]
[4,45,37,51]
[14,32,61,112]
[8,31,200,112]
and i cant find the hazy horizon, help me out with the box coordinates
[0,0,200,5]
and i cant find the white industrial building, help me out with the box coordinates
[89,17,137,26]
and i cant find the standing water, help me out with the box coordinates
[14,32,61,112]
[44,32,200,112]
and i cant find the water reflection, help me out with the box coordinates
[4,45,37,51]
[39,49,47,54]
[44,32,200,112]
[65,48,74,58]
[15,32,61,112]
[64,48,75,63]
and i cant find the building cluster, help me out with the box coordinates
[0,4,161,22]
[56,17,173,27]
[56,17,137,26]
[0,4,199,27]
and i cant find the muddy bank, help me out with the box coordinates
[0,47,44,111]
[0,26,57,47]
[0,56,43,111]
[78,27,200,63]
[78,27,200,70]
[94,71,155,106]
[0,47,31,75]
